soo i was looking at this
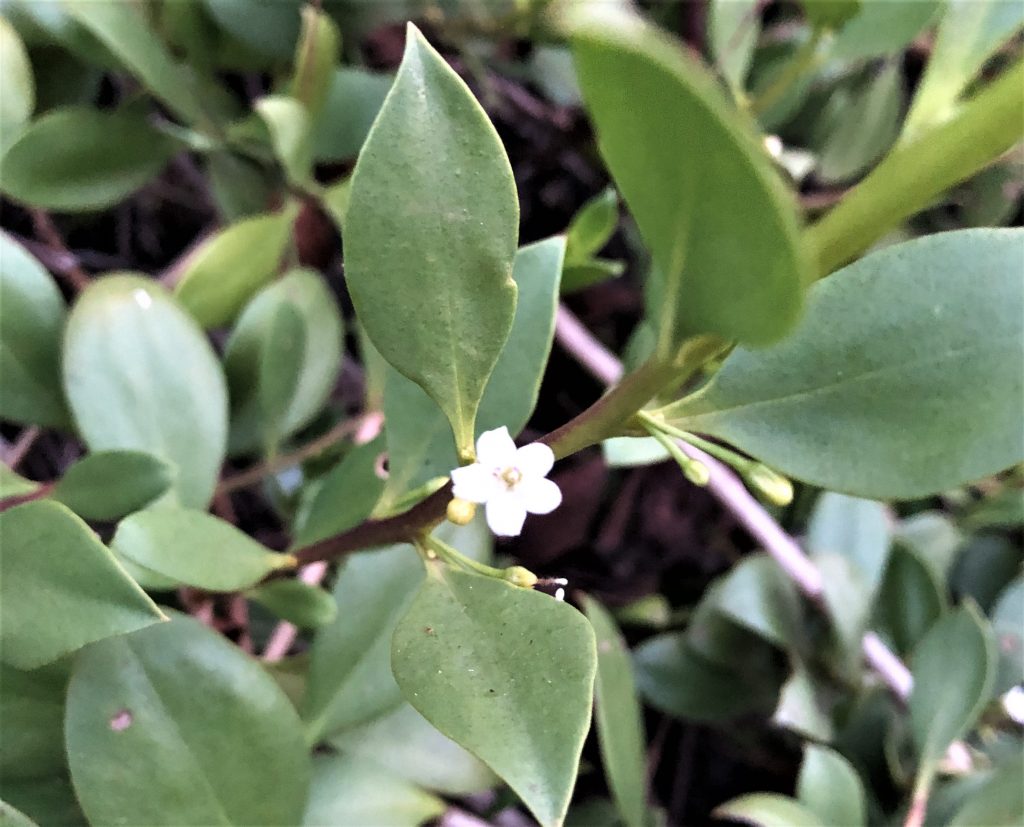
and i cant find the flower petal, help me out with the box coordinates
[485,491,528,537]
[475,426,518,469]
[450,463,499,503]
[521,477,562,515]
[515,442,554,479]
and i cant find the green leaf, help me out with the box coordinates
[950,534,1020,613]
[207,150,277,221]
[111,508,293,592]
[391,565,597,827]
[0,17,33,152]
[714,554,804,650]
[561,258,625,294]
[991,577,1023,694]
[806,493,891,664]
[0,777,84,827]
[874,546,946,657]
[801,0,862,30]
[380,238,563,506]
[256,301,306,447]
[807,493,891,595]
[247,580,337,628]
[174,207,296,329]
[708,0,761,96]
[302,755,444,827]
[0,467,36,499]
[773,666,833,741]
[0,501,164,670]
[312,68,393,162]
[344,23,519,456]
[570,8,807,351]
[565,187,618,265]
[0,777,82,822]
[910,605,996,773]
[904,0,1024,137]
[0,660,69,782]
[67,0,209,125]
[584,596,648,827]
[304,545,425,741]
[602,436,670,468]
[291,5,340,118]
[0,232,69,428]
[224,268,344,456]
[661,229,1024,498]
[949,751,1024,827]
[796,745,867,827]
[895,511,962,582]
[816,60,904,184]
[0,799,38,827]
[293,437,385,548]
[329,703,497,796]
[203,0,301,60]
[63,275,228,509]
[830,0,941,61]
[714,794,820,827]
[254,96,312,185]
[51,450,174,521]
[65,611,309,826]
[0,106,178,211]
[634,632,778,721]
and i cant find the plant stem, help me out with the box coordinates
[806,57,1024,276]
[542,335,722,459]
[421,534,509,581]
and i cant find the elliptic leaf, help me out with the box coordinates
[584,596,648,827]
[254,96,312,185]
[67,0,208,125]
[0,232,69,427]
[111,508,293,592]
[304,545,425,741]
[302,755,443,827]
[380,239,563,506]
[715,794,820,827]
[905,0,1024,137]
[344,23,519,456]
[291,6,340,118]
[329,703,497,796]
[0,660,70,782]
[65,612,309,826]
[391,565,597,827]
[247,580,337,629]
[51,450,174,521]
[661,230,1024,498]
[634,632,777,722]
[63,275,228,509]
[224,268,343,456]
[796,745,867,827]
[0,17,34,151]
[0,501,164,670]
[0,106,178,211]
[571,8,807,351]
[830,1,941,61]
[174,208,295,329]
[565,187,618,265]
[909,605,996,771]
[312,68,393,162]
[292,437,385,548]
[708,0,761,96]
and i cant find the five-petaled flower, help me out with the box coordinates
[450,427,562,537]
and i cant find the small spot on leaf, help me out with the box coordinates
[110,709,133,731]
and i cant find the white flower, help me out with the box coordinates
[1002,685,1024,724]
[450,427,562,537]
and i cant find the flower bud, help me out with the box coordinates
[446,497,477,526]
[682,459,710,486]
[747,463,794,506]
[504,565,539,588]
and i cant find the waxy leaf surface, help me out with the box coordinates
[344,24,518,455]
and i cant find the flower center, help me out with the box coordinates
[499,466,523,489]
